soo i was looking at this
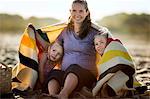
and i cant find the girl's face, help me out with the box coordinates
[50,43,63,61]
[70,3,89,24]
[94,36,107,55]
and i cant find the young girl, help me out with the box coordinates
[94,33,108,56]
[93,33,135,98]
[38,42,63,85]
[35,29,63,87]
[11,24,64,94]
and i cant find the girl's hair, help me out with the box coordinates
[67,0,91,39]
[94,32,108,40]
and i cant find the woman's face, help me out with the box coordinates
[94,36,107,55]
[70,3,89,24]
[50,43,63,61]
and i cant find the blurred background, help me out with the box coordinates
[0,0,150,86]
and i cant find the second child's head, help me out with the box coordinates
[49,42,63,62]
[94,33,108,55]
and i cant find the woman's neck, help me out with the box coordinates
[74,23,81,34]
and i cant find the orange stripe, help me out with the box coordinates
[21,34,36,49]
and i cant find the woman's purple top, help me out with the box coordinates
[57,27,99,76]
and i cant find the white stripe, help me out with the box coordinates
[30,69,38,88]
[99,57,134,74]
[40,22,67,30]
[16,65,38,90]
[107,70,129,95]
[92,73,114,96]
[27,26,36,40]
[105,41,128,53]
[19,44,38,63]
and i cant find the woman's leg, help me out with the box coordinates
[57,64,96,99]
[48,79,60,95]
[47,69,64,95]
[58,73,78,99]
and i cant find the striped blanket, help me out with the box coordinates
[12,23,67,91]
[11,22,108,91]
[92,36,137,96]
[12,22,138,94]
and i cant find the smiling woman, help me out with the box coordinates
[46,0,100,98]
[0,0,150,98]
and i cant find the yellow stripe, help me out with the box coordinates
[133,81,141,86]
[46,28,64,43]
[41,23,66,32]
[41,23,66,43]
[21,34,36,49]
[100,50,132,64]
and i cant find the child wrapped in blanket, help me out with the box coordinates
[93,32,135,98]
[12,25,64,93]
[35,29,63,87]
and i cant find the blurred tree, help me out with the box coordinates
[27,16,60,28]
[0,13,25,32]
[96,13,150,36]
[0,13,60,33]
[124,14,150,35]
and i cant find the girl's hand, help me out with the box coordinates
[117,89,128,96]
[47,46,51,60]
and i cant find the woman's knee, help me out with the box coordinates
[48,79,61,95]
[48,79,59,86]
[66,72,78,82]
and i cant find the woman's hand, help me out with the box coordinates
[99,27,109,34]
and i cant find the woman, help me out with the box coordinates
[47,0,100,98]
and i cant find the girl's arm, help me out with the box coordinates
[35,30,51,51]
[38,52,48,84]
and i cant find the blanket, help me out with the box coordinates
[11,22,126,92]
[92,36,139,96]
[12,23,67,91]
